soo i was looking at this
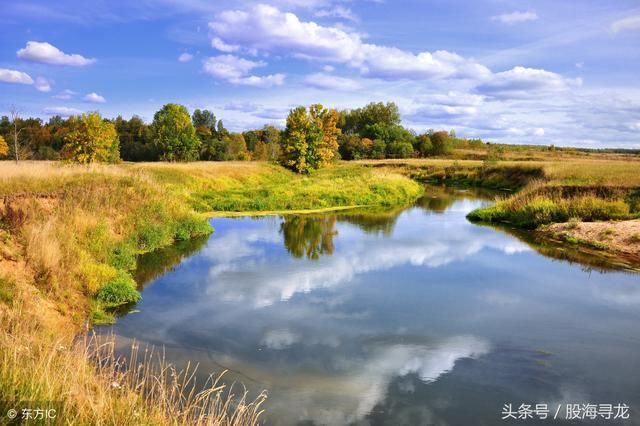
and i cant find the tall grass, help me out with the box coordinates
[0,303,266,425]
[0,160,422,424]
[467,180,639,228]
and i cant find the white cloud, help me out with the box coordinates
[208,4,491,82]
[611,14,640,33]
[322,65,335,73]
[43,106,82,117]
[202,54,285,88]
[211,37,239,53]
[357,46,491,80]
[315,6,358,22]
[209,4,362,62]
[262,329,300,349]
[84,92,106,103]
[203,55,264,80]
[34,76,52,92]
[233,74,286,88]
[224,101,260,112]
[177,53,193,62]
[304,72,360,90]
[17,41,95,66]
[476,66,580,98]
[491,11,538,25]
[0,68,34,85]
[53,89,77,100]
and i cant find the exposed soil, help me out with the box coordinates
[545,219,640,260]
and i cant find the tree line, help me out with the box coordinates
[0,102,487,173]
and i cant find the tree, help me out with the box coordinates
[414,134,432,157]
[430,131,452,156]
[151,104,200,161]
[281,106,312,173]
[315,106,340,167]
[263,125,281,161]
[192,109,217,132]
[340,102,401,135]
[280,105,340,173]
[227,133,250,160]
[62,112,119,164]
[253,140,268,160]
[0,135,8,157]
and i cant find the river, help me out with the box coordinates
[99,186,640,425]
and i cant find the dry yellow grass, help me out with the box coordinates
[0,301,266,425]
[0,160,424,425]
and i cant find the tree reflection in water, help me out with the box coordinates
[280,215,338,260]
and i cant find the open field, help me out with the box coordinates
[0,160,421,425]
[0,157,638,424]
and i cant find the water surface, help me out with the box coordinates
[100,187,640,425]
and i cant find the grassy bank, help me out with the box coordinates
[0,160,421,425]
[357,157,640,263]
[365,158,640,229]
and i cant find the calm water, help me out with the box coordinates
[99,187,640,425]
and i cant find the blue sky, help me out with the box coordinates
[1,0,639,147]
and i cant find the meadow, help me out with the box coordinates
[0,160,421,425]
[0,155,638,424]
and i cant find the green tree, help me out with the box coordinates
[414,134,432,157]
[192,109,217,132]
[151,104,200,161]
[227,133,250,160]
[430,131,452,156]
[263,125,281,161]
[253,140,268,160]
[340,102,401,135]
[61,112,119,164]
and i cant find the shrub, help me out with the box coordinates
[174,217,213,241]
[108,242,138,270]
[96,272,140,307]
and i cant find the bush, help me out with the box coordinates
[174,217,213,241]
[96,272,140,307]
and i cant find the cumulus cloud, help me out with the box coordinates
[304,72,360,90]
[0,68,34,85]
[43,106,82,117]
[177,53,193,62]
[202,54,285,88]
[476,66,581,98]
[211,37,239,53]
[406,92,485,122]
[491,11,538,24]
[17,41,95,66]
[208,4,491,81]
[611,14,640,33]
[84,92,106,103]
[34,76,52,92]
[53,89,77,100]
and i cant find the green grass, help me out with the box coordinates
[140,162,423,212]
[468,191,636,229]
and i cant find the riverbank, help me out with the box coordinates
[0,160,421,425]
[356,158,640,266]
[542,219,640,262]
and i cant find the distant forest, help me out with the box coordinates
[1,101,638,172]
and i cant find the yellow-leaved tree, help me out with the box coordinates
[0,135,8,157]
[62,112,120,164]
[280,104,340,173]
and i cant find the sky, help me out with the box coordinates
[1,0,639,148]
